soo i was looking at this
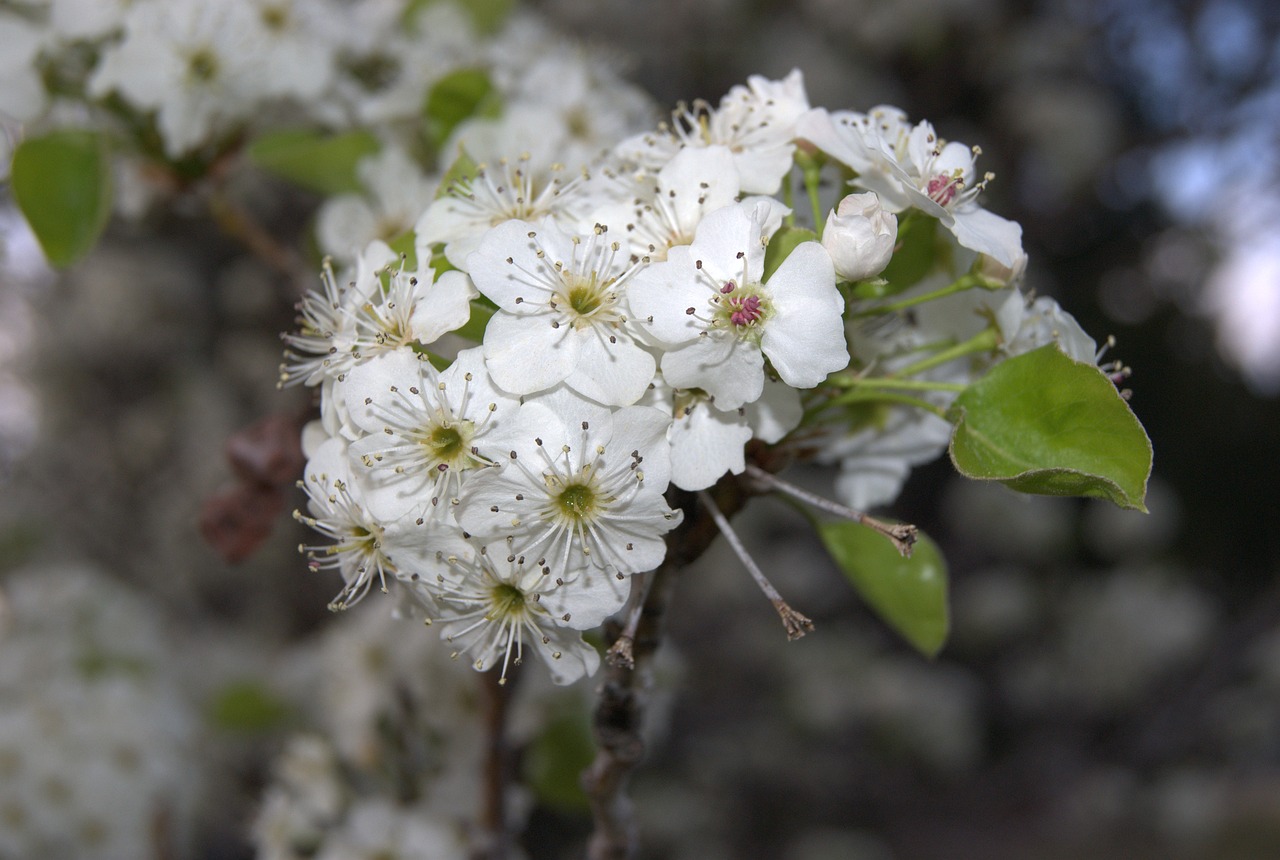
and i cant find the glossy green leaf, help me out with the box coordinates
[424,68,500,150]
[248,129,380,195]
[11,130,112,267]
[818,521,949,657]
[948,344,1152,511]
[864,213,938,297]
[763,226,817,281]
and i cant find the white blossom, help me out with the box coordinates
[628,200,848,410]
[821,192,897,282]
[467,218,655,406]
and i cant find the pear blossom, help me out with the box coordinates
[466,218,655,406]
[341,347,521,522]
[797,106,1024,267]
[822,192,897,282]
[417,155,591,271]
[996,292,1097,363]
[628,200,848,410]
[455,399,680,576]
[280,240,477,389]
[317,146,439,262]
[617,70,811,195]
[431,539,625,685]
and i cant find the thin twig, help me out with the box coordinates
[698,490,814,640]
[606,571,655,669]
[744,463,918,557]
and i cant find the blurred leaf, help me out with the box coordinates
[862,213,937,298]
[404,0,514,33]
[763,226,817,281]
[523,702,594,812]
[453,298,495,344]
[424,68,501,150]
[435,147,481,198]
[948,344,1151,511]
[248,129,380,195]
[11,130,113,267]
[818,521,949,657]
[208,681,292,733]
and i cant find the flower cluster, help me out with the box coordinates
[285,68,1098,685]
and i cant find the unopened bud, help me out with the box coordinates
[821,192,896,282]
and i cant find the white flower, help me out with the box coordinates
[996,292,1097,363]
[88,0,268,156]
[466,218,656,406]
[593,144,788,262]
[821,192,897,282]
[628,200,848,410]
[280,240,477,388]
[296,437,439,610]
[431,540,623,685]
[641,375,801,491]
[455,399,680,576]
[341,347,521,522]
[416,155,589,272]
[798,106,1024,267]
[317,145,438,262]
[618,70,810,195]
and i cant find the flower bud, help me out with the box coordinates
[821,192,896,282]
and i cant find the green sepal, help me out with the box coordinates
[948,344,1152,511]
[763,226,817,281]
[818,520,949,657]
[11,129,113,267]
[248,129,380,195]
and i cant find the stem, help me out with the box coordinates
[583,482,751,860]
[698,490,814,639]
[803,161,825,233]
[744,464,918,557]
[782,173,796,228]
[853,273,992,318]
[888,327,1000,378]
[207,189,307,289]
[817,390,950,419]
[833,377,968,393]
[473,669,516,860]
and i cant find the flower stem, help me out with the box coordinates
[744,464,918,557]
[853,273,996,317]
[473,668,516,860]
[697,490,814,640]
[888,327,1000,378]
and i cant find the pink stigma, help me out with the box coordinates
[729,294,762,326]
[926,174,959,207]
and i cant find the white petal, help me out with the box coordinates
[483,310,575,395]
[761,242,849,388]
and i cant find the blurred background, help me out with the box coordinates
[2,0,1279,857]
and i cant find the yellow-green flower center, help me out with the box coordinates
[557,482,597,519]
[490,582,527,616]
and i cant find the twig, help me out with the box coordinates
[582,482,750,860]
[698,490,814,640]
[744,463,917,557]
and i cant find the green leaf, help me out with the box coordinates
[404,0,514,33]
[948,344,1152,511]
[763,226,817,281]
[454,298,496,344]
[248,129,380,195]
[435,147,482,198]
[867,213,938,297]
[208,681,292,733]
[818,521,949,657]
[423,68,501,150]
[11,130,113,267]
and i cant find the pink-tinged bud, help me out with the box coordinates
[821,192,897,282]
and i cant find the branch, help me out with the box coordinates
[582,481,750,860]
